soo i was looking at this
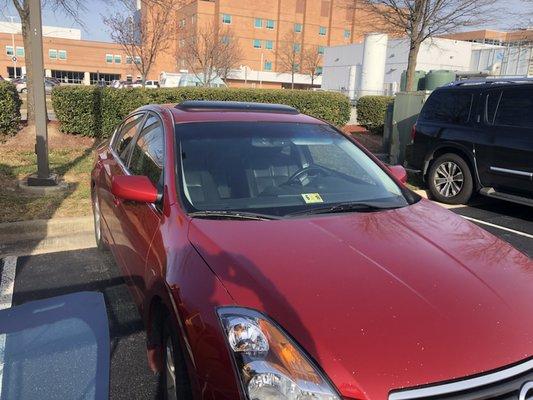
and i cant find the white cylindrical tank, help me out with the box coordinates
[360,33,388,97]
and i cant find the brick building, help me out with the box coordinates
[0,22,141,84]
[148,0,389,88]
[443,28,533,46]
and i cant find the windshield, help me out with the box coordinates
[176,122,409,217]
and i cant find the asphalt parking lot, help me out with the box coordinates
[0,197,531,399]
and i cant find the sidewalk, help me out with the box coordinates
[0,216,95,257]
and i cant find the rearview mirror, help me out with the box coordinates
[111,175,159,203]
[388,165,407,184]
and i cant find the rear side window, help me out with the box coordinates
[129,114,164,185]
[114,113,144,162]
[494,89,533,128]
[485,90,502,124]
[420,91,473,125]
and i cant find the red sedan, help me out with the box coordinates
[91,101,533,400]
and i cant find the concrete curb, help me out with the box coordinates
[0,216,95,256]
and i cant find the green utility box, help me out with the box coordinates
[400,70,427,91]
[425,70,456,90]
[390,91,431,165]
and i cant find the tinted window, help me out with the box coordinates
[129,114,164,185]
[421,91,473,125]
[114,114,144,162]
[494,89,533,128]
[485,90,501,124]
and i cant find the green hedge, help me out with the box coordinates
[0,81,22,140]
[51,86,351,138]
[356,95,394,134]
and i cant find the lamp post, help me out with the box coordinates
[26,0,57,187]
[7,16,17,78]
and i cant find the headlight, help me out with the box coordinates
[218,307,341,400]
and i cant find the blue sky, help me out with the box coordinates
[0,0,529,43]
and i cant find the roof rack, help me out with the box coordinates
[447,77,533,87]
[175,100,299,114]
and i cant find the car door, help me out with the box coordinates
[481,87,533,196]
[98,112,146,261]
[113,113,166,305]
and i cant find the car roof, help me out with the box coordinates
[137,101,326,125]
[437,78,533,91]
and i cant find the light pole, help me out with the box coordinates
[7,16,17,79]
[26,0,56,187]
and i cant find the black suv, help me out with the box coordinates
[406,79,533,206]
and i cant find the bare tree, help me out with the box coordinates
[6,0,85,125]
[346,0,498,91]
[301,46,323,86]
[178,21,242,86]
[277,30,301,89]
[104,0,177,86]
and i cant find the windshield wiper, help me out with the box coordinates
[188,210,280,221]
[286,202,402,217]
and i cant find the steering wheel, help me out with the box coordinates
[284,165,331,186]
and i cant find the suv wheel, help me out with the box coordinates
[428,153,473,205]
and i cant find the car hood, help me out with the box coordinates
[188,199,533,400]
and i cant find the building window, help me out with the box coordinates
[319,26,327,36]
[294,23,302,33]
[264,60,272,71]
[344,29,350,39]
[221,36,230,44]
[134,56,141,64]
[318,46,325,55]
[126,56,132,64]
[191,14,196,24]
[316,66,323,75]
[265,40,273,50]
[114,54,121,63]
[293,43,301,53]
[293,63,299,72]
[253,39,262,48]
[266,19,275,29]
[222,14,232,24]
[58,50,67,60]
[5,45,13,56]
[254,18,262,28]
[105,53,113,63]
[16,47,24,57]
[49,49,58,59]
[178,18,186,28]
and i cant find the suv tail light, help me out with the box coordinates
[411,124,417,141]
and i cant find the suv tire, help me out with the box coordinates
[428,153,473,205]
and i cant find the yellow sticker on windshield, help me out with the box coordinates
[301,193,324,204]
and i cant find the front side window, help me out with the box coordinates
[493,88,533,128]
[420,90,473,125]
[177,122,408,217]
[129,114,164,185]
[113,113,145,162]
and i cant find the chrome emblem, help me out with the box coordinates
[519,381,533,400]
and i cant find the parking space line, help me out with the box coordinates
[461,216,533,239]
[0,256,17,397]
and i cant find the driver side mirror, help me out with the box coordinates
[111,175,159,203]
[388,165,407,184]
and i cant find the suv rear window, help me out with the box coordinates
[420,91,473,125]
[494,88,533,128]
